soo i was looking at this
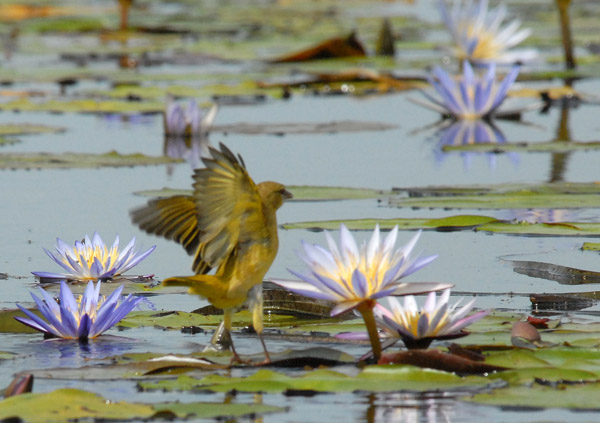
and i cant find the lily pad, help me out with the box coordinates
[467,383,600,410]
[509,260,600,285]
[388,193,600,210]
[0,388,283,421]
[582,242,600,251]
[442,140,600,154]
[0,123,65,136]
[0,388,156,422]
[138,365,494,394]
[210,121,396,135]
[283,215,600,236]
[0,151,181,169]
[0,98,163,114]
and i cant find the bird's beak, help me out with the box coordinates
[282,189,293,200]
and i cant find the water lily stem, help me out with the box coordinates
[556,0,575,69]
[357,301,382,362]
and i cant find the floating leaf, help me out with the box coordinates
[388,192,600,210]
[210,121,396,135]
[0,123,65,136]
[0,98,163,114]
[582,242,600,251]
[442,140,600,154]
[0,151,181,169]
[283,215,600,236]
[0,388,156,421]
[0,388,283,421]
[467,383,600,409]
[510,260,600,285]
[139,365,493,394]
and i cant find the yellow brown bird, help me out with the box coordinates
[131,142,292,361]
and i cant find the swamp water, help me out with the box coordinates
[2,0,600,421]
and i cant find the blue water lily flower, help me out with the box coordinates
[164,98,218,137]
[15,281,142,340]
[271,224,449,316]
[439,0,536,65]
[376,289,489,349]
[271,224,452,360]
[32,233,155,282]
[414,61,520,120]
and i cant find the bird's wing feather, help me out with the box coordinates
[193,143,270,269]
[130,195,212,273]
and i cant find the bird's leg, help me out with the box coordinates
[223,308,244,364]
[249,284,271,363]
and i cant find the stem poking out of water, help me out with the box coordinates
[556,0,575,69]
[357,301,382,362]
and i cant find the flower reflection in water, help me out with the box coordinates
[435,118,518,169]
[503,208,577,224]
[163,100,218,172]
[164,134,211,171]
[364,392,455,423]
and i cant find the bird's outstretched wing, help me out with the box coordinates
[130,195,210,273]
[193,143,270,270]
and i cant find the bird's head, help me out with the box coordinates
[258,181,293,211]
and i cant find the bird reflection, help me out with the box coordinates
[435,118,518,170]
[364,392,454,423]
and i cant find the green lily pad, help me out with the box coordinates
[467,383,600,410]
[0,388,283,421]
[582,242,600,251]
[396,182,600,197]
[389,192,600,210]
[284,216,600,236]
[0,123,65,136]
[0,98,163,114]
[138,365,493,394]
[0,151,181,169]
[442,140,600,154]
[0,388,156,422]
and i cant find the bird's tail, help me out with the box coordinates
[162,275,240,310]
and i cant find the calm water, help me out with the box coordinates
[2,0,600,421]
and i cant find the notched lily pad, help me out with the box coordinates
[0,151,182,169]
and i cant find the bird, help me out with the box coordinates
[130,142,292,362]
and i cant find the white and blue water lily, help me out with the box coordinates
[376,289,489,349]
[32,233,155,282]
[439,0,536,65]
[271,224,451,360]
[164,98,218,137]
[272,224,449,316]
[414,60,520,120]
[15,281,142,340]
